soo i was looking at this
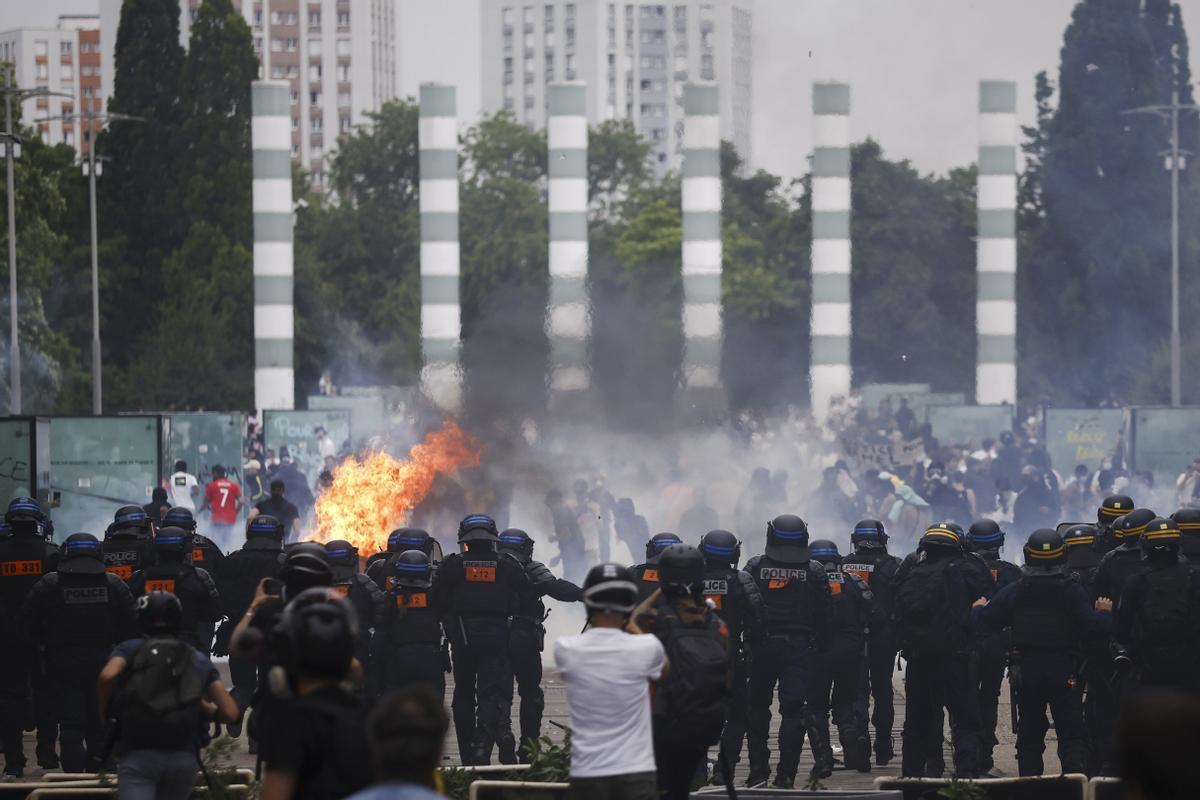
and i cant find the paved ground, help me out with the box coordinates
[14,664,1051,790]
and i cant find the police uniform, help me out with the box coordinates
[366,528,441,589]
[431,515,533,766]
[128,528,223,651]
[972,530,1108,776]
[17,535,135,773]
[101,506,156,583]
[630,533,682,602]
[841,521,902,765]
[325,541,385,670]
[497,530,580,763]
[374,551,446,699]
[744,516,832,787]
[0,499,59,776]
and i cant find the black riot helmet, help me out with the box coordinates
[920,522,963,554]
[850,519,888,549]
[1062,523,1099,549]
[1141,517,1182,560]
[645,532,682,562]
[657,543,705,591]
[699,529,741,567]
[1098,494,1134,529]
[809,539,841,569]
[323,539,359,582]
[457,514,499,550]
[58,532,106,575]
[274,587,359,680]
[1023,529,1067,573]
[279,542,333,599]
[247,514,285,542]
[153,526,191,559]
[391,550,433,589]
[1113,508,1157,543]
[137,591,183,636]
[107,505,153,539]
[765,515,810,564]
[581,563,639,616]
[388,528,431,555]
[1172,509,1200,558]
[6,496,50,540]
[161,506,198,534]
[967,519,1005,552]
[498,528,535,562]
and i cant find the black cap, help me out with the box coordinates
[657,543,705,587]
[280,542,333,598]
[279,587,358,679]
[137,591,183,636]
[699,529,740,565]
[582,563,638,615]
[59,533,106,575]
[766,515,810,563]
[391,550,433,589]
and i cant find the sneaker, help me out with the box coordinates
[745,772,769,788]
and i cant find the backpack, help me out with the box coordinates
[116,637,205,750]
[1137,567,1194,647]
[287,691,371,800]
[896,559,959,655]
[653,604,731,746]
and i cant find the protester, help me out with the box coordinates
[142,488,171,528]
[248,480,302,541]
[346,687,448,800]
[167,461,199,512]
[200,465,243,550]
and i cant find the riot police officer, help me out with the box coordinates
[1170,509,1200,566]
[101,506,156,582]
[213,515,284,737]
[971,529,1110,776]
[1095,494,1134,554]
[631,532,682,601]
[699,529,765,783]
[366,528,441,585]
[17,534,135,773]
[162,506,226,577]
[1094,508,1156,604]
[808,539,874,775]
[497,528,580,763]
[324,540,386,671]
[842,518,902,766]
[965,519,1020,775]
[0,497,59,777]
[1113,518,1200,692]
[374,550,445,699]
[128,526,222,650]
[744,515,833,788]
[431,514,532,766]
[895,523,992,778]
[1062,523,1102,590]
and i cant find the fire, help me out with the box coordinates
[313,420,481,554]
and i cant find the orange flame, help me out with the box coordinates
[312,420,481,554]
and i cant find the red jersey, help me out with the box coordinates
[204,478,242,525]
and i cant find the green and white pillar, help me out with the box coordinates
[547,82,589,393]
[681,83,722,390]
[809,82,852,418]
[419,83,462,412]
[251,80,295,411]
[976,80,1017,405]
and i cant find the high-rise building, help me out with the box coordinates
[0,15,105,155]
[481,0,752,175]
[99,0,398,189]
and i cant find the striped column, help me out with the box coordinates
[681,83,722,390]
[251,80,295,411]
[419,83,462,412]
[809,82,852,419]
[976,80,1017,405]
[547,82,589,393]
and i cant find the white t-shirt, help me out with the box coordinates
[554,627,665,779]
[168,471,198,510]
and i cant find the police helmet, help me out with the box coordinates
[1062,523,1099,549]
[275,587,359,680]
[699,529,741,566]
[581,563,639,615]
[161,506,198,534]
[967,519,1005,550]
[6,496,49,540]
[391,550,433,589]
[1023,529,1067,571]
[58,532,106,575]
[388,528,433,555]
[920,522,963,552]
[765,515,810,564]
[457,514,499,544]
[657,543,705,589]
[279,542,333,599]
[1141,517,1182,559]
[645,532,682,561]
[809,539,841,568]
[1171,509,1200,537]
[498,528,535,562]
[137,591,183,636]
[1113,508,1156,541]
[1098,494,1134,527]
[850,519,888,548]
[153,526,191,555]
[108,505,151,538]
[247,514,285,541]
[324,539,358,567]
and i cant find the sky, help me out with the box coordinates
[8,0,1200,179]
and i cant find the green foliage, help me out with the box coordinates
[201,733,255,800]
[938,778,989,800]
[521,729,572,783]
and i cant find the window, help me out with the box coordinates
[61,63,73,80]
[292,116,300,131]
[254,9,263,26]
[336,39,351,56]
[36,63,48,80]
[544,4,554,28]
[285,37,299,52]
[64,128,73,145]
[270,11,282,24]
[674,5,687,32]
[545,53,554,81]
[82,85,93,97]
[287,64,299,78]
[545,30,555,47]
[565,53,576,80]
[673,55,687,75]
[339,116,351,133]
[502,7,513,25]
[254,37,263,53]
[701,53,714,79]
[309,10,320,26]
[285,12,298,25]
[291,89,300,104]
[292,142,300,156]
[308,62,322,81]
[34,40,47,57]
[271,37,283,51]
[504,97,515,111]
[337,11,350,27]
[309,38,322,55]
[338,90,350,106]
[311,144,323,159]
[337,63,350,82]
[60,41,72,56]
[310,90,321,105]
[311,116,322,131]
[639,55,665,70]
[503,56,513,84]
[566,3,576,20]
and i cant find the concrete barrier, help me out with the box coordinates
[875,773,1088,800]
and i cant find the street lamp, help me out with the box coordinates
[1,65,72,415]
[1122,89,1200,408]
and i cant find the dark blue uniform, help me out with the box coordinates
[970,549,1020,773]
[213,535,282,711]
[1112,561,1200,692]
[842,546,902,762]
[972,573,1108,775]
[744,554,832,785]
[374,561,446,699]
[129,561,222,651]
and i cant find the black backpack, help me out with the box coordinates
[116,637,205,750]
[1137,567,1194,647]
[288,691,371,800]
[653,604,731,746]
[896,559,959,655]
